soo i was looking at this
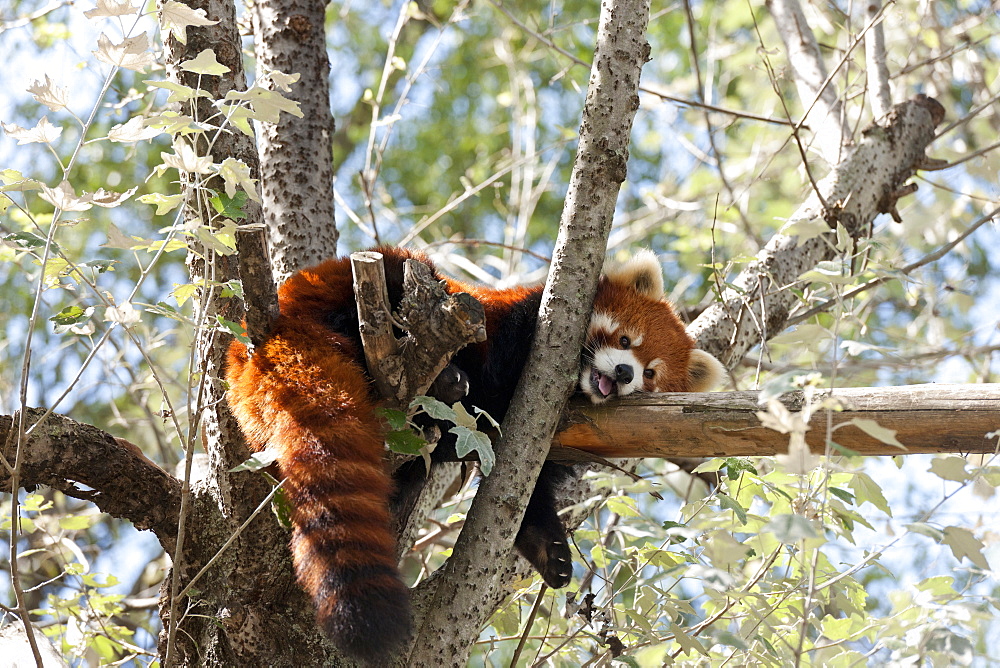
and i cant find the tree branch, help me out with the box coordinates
[864,2,892,119]
[688,94,945,367]
[351,251,486,408]
[235,223,280,349]
[553,383,1000,458]
[0,409,182,554]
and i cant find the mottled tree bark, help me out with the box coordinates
[253,0,338,284]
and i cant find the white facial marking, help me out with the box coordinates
[628,332,643,347]
[589,311,621,336]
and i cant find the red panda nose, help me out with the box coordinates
[614,364,634,384]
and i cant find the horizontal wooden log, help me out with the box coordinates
[553,383,1000,458]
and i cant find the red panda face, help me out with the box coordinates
[579,280,695,403]
[578,251,726,403]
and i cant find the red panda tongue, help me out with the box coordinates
[598,373,614,397]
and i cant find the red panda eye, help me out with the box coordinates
[643,369,655,379]
[619,336,630,349]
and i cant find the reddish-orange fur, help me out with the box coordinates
[226,256,412,662]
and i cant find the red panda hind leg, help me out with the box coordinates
[514,462,575,589]
[226,324,411,662]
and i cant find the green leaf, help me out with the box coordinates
[172,283,198,307]
[180,49,230,76]
[145,301,189,324]
[915,575,957,597]
[230,448,279,472]
[0,169,41,191]
[224,87,304,123]
[798,260,856,285]
[451,425,494,475]
[847,418,906,449]
[195,224,237,256]
[669,622,708,656]
[828,441,860,457]
[208,190,248,220]
[50,305,89,326]
[929,456,970,482]
[217,316,250,344]
[220,279,243,299]
[942,526,989,569]
[217,158,260,202]
[767,323,830,348]
[819,614,866,641]
[490,600,521,637]
[411,395,457,422]
[21,494,53,512]
[849,472,891,516]
[159,0,218,44]
[377,407,408,431]
[81,573,119,588]
[691,458,724,474]
[130,238,189,254]
[91,634,122,661]
[385,429,425,455]
[905,522,944,541]
[780,215,831,242]
[723,457,757,480]
[590,544,608,568]
[764,513,817,543]
[4,517,36,533]
[271,487,293,528]
[4,231,50,249]
[449,402,481,430]
[138,192,186,215]
[471,405,501,431]
[716,492,747,526]
[606,495,641,518]
[828,487,855,504]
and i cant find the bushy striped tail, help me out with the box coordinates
[226,323,411,661]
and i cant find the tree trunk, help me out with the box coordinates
[405,0,653,664]
[252,0,339,284]
[154,1,335,665]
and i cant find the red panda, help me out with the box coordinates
[224,247,723,661]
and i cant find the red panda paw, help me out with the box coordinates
[515,525,573,589]
[428,363,470,404]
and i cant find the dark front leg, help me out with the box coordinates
[514,462,574,589]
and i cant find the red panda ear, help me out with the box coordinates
[603,249,664,299]
[687,350,726,391]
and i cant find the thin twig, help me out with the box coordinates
[176,480,287,601]
[864,2,892,119]
[509,584,548,668]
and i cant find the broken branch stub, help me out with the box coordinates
[350,251,486,408]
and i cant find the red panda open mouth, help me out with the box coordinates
[590,367,616,398]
